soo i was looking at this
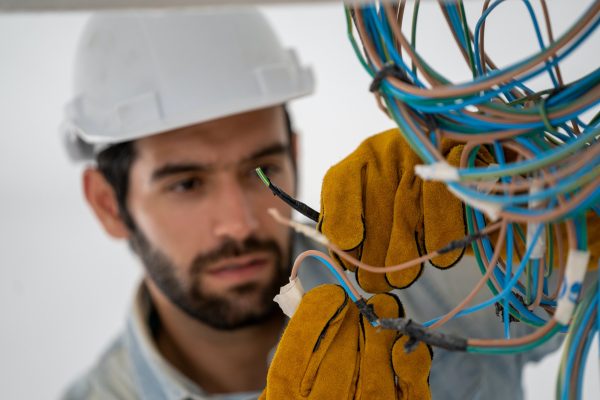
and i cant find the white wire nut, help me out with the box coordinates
[273,277,305,318]
[448,185,503,221]
[526,183,546,259]
[554,249,590,325]
[414,162,460,182]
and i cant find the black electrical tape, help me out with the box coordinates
[438,231,489,255]
[369,62,411,93]
[355,299,379,325]
[379,317,468,352]
[268,183,320,223]
[403,336,420,353]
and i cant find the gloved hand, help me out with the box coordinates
[260,284,432,399]
[319,128,468,293]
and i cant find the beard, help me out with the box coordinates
[129,228,290,331]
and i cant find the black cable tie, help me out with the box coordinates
[355,299,379,325]
[379,317,468,352]
[369,62,411,93]
[438,231,489,255]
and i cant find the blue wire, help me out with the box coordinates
[366,7,426,87]
[423,220,546,327]
[376,15,600,109]
[504,222,513,338]
[456,123,600,180]
[562,296,598,399]
[307,255,358,302]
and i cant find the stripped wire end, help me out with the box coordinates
[267,208,330,246]
[255,167,271,187]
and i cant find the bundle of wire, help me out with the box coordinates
[341,1,599,398]
[256,1,598,399]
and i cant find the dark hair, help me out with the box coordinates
[96,106,295,230]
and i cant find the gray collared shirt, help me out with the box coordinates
[61,233,332,400]
[61,233,561,400]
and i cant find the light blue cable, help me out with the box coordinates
[366,7,426,87]
[307,254,358,302]
[423,220,545,327]
[474,0,559,86]
[562,296,598,399]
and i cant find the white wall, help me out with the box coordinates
[0,2,598,399]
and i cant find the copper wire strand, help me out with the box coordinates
[549,222,566,300]
[528,258,545,310]
[352,2,599,98]
[500,175,600,222]
[468,318,558,347]
[291,249,363,301]
[472,144,600,194]
[429,220,508,329]
[569,309,597,398]
[327,220,503,273]
[538,0,583,139]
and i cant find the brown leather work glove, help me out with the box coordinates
[318,128,468,293]
[261,284,432,399]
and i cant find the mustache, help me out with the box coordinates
[189,236,282,275]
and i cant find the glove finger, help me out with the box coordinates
[357,130,409,292]
[264,284,350,398]
[308,298,360,399]
[383,175,424,289]
[319,155,366,271]
[423,145,467,268]
[392,336,433,400]
[356,293,405,399]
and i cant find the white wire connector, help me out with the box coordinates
[414,162,460,182]
[555,249,590,325]
[267,208,330,246]
[526,183,546,259]
[448,185,503,221]
[273,277,305,318]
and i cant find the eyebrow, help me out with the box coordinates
[150,142,290,182]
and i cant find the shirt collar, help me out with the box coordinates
[126,284,204,400]
[125,284,263,400]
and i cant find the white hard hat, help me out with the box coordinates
[62,8,314,160]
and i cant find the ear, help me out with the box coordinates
[83,168,130,239]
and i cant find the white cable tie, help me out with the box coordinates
[273,277,305,318]
[527,183,546,259]
[414,162,459,182]
[474,163,499,195]
[555,249,590,325]
[448,185,503,221]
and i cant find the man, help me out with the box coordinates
[61,9,330,399]
[62,7,559,400]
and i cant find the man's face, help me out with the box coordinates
[126,107,295,330]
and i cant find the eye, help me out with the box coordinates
[168,177,205,193]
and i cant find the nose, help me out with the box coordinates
[212,178,259,241]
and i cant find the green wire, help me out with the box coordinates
[255,167,271,187]
[345,7,375,78]
[465,149,542,326]
[410,0,420,76]
[467,323,562,354]
[555,280,599,397]
[546,223,554,278]
[458,0,477,77]
[460,124,600,180]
